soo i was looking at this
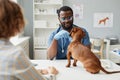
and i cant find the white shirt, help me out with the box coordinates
[0,39,45,80]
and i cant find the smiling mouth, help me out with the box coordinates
[65,23,72,27]
[65,24,70,27]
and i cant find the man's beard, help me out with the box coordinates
[62,24,73,30]
[61,22,73,30]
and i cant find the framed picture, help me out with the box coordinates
[73,4,84,19]
[94,13,113,28]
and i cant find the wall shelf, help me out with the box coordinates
[33,0,63,59]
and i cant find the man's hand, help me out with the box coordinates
[54,30,70,40]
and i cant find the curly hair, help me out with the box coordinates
[0,0,25,39]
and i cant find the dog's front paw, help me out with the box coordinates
[73,63,77,67]
[66,64,70,67]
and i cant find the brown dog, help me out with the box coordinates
[66,27,120,74]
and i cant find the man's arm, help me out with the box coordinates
[82,28,91,49]
[47,30,70,60]
[47,39,57,60]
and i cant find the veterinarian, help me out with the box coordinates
[47,6,91,60]
[0,0,46,80]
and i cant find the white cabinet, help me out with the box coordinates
[33,0,63,59]
[34,50,47,59]
[109,44,120,63]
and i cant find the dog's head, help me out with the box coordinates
[70,27,85,40]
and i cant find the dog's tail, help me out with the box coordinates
[100,66,120,74]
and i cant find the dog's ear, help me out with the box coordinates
[77,27,85,38]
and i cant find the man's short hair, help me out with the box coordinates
[57,6,73,17]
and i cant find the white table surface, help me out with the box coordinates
[31,59,120,80]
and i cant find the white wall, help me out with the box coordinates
[64,0,120,41]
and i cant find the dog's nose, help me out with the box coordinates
[69,34,71,36]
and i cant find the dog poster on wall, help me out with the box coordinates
[93,13,113,28]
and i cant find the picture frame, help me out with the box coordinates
[94,13,113,28]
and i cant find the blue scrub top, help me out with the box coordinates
[48,24,91,59]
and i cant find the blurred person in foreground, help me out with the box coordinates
[0,0,47,80]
